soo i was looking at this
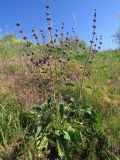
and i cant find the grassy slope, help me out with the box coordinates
[0,37,120,159]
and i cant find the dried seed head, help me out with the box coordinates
[35,36,38,40]
[35,61,39,67]
[38,59,42,64]
[93,31,96,35]
[100,35,102,40]
[19,30,23,33]
[32,29,35,32]
[23,36,27,40]
[67,58,70,61]
[61,33,63,36]
[89,60,92,63]
[46,5,49,9]
[40,29,43,33]
[94,13,97,17]
[55,34,58,37]
[93,25,96,28]
[46,12,50,16]
[33,33,37,37]
[16,22,21,27]
[43,58,47,64]
[46,44,50,47]
[47,17,51,21]
[42,35,45,38]
[65,44,68,47]
[90,40,94,43]
[98,47,101,50]
[61,23,64,29]
[72,27,75,33]
[93,19,96,22]
[26,42,31,47]
[30,58,34,62]
[48,25,52,30]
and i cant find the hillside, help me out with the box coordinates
[0,35,120,160]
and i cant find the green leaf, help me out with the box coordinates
[57,139,71,160]
[37,136,48,150]
[43,116,52,129]
[57,140,65,158]
[68,126,75,133]
[59,104,64,119]
[35,126,42,138]
[55,130,61,136]
[47,97,52,105]
[68,126,78,144]
[63,131,71,141]
[28,150,33,160]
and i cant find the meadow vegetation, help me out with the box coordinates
[0,6,120,160]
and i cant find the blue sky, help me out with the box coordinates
[0,0,120,50]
